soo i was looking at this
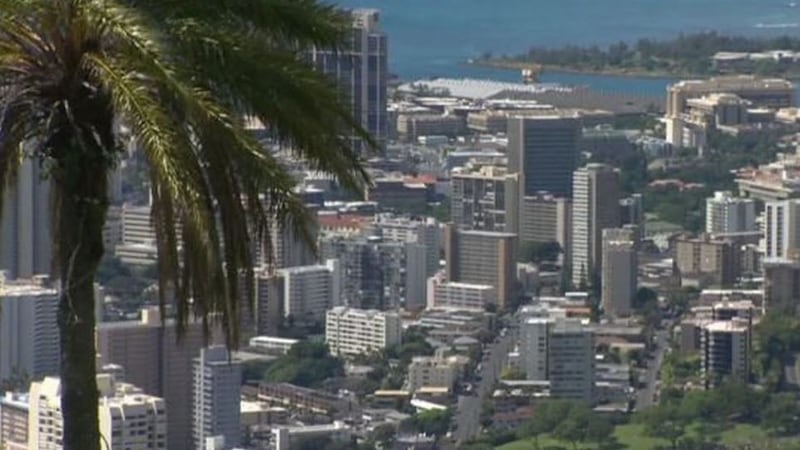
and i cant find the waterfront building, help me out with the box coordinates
[571,164,621,287]
[311,9,387,154]
[444,226,517,309]
[507,114,581,198]
[325,307,401,358]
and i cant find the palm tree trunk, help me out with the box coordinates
[55,153,109,450]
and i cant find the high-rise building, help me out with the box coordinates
[0,392,28,450]
[325,307,401,358]
[520,318,552,381]
[444,226,517,309]
[279,260,341,327]
[311,9,387,154]
[674,234,741,288]
[571,164,621,287]
[763,199,800,260]
[706,191,756,234]
[701,320,750,389]
[549,320,595,404]
[0,278,59,382]
[96,307,222,450]
[507,115,580,198]
[601,228,638,317]
[0,159,51,279]
[192,346,242,450]
[29,374,167,450]
[450,165,518,233]
[517,193,571,252]
[619,193,644,232]
[763,258,800,312]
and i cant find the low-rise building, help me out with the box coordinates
[426,272,496,310]
[325,307,402,358]
[406,353,469,392]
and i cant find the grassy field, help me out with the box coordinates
[496,423,796,450]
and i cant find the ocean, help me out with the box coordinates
[335,0,800,96]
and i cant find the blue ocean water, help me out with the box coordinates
[335,0,800,95]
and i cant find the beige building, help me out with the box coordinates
[96,307,221,450]
[406,353,469,392]
[675,234,741,288]
[518,193,571,252]
[0,392,28,450]
[426,272,497,310]
[450,165,518,233]
[444,226,517,309]
[29,374,166,450]
[736,154,800,202]
[571,164,621,287]
[325,307,402,358]
[601,228,637,317]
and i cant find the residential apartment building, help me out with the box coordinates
[0,392,28,450]
[763,199,800,260]
[406,353,468,392]
[279,260,341,327]
[444,226,517,309]
[450,164,518,233]
[426,272,497,310]
[520,318,552,381]
[601,228,638,317]
[311,9,387,153]
[675,234,741,288]
[701,320,751,389]
[705,191,757,234]
[325,307,402,358]
[29,374,166,450]
[517,193,571,252]
[0,278,59,382]
[192,346,242,450]
[571,164,621,287]
[96,306,222,449]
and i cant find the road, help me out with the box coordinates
[453,330,512,443]
[636,322,670,410]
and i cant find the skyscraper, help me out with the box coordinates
[548,320,595,404]
[192,346,242,450]
[507,114,580,198]
[763,199,800,260]
[601,228,637,317]
[571,164,621,287]
[311,9,388,154]
[705,191,756,234]
[0,159,51,279]
[0,277,59,382]
[444,226,517,309]
[97,307,222,450]
[450,165,518,232]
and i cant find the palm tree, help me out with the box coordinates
[0,1,370,449]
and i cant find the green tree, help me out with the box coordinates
[264,342,344,388]
[639,403,688,449]
[0,2,369,447]
[519,241,562,264]
[763,393,800,436]
[405,409,453,438]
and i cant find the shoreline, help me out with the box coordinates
[468,59,800,81]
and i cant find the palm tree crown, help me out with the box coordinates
[0,1,370,449]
